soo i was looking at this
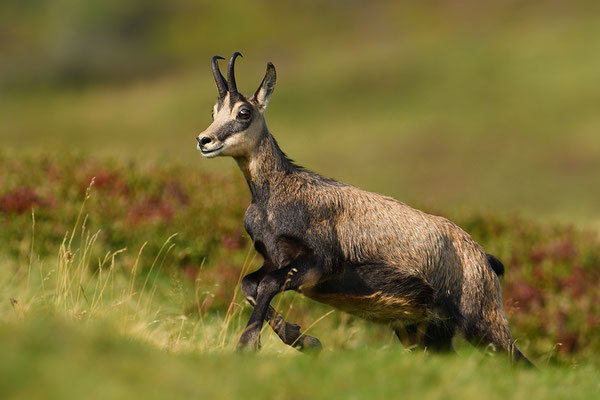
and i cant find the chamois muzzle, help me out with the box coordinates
[197,136,212,146]
[196,134,223,157]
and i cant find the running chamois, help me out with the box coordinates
[196,52,532,365]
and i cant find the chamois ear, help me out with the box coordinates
[253,62,276,110]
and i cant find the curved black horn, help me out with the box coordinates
[211,56,228,98]
[227,52,243,94]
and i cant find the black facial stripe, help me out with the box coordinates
[215,119,251,141]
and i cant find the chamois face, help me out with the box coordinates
[197,53,276,159]
[197,93,264,158]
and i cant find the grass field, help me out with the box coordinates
[3,320,599,400]
[2,1,600,399]
[1,155,599,399]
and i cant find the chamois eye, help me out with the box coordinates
[211,110,215,120]
[238,109,251,120]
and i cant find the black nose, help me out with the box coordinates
[198,136,212,146]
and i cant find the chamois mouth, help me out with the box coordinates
[199,144,224,157]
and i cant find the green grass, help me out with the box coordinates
[2,318,599,400]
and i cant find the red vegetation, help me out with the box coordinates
[504,280,544,313]
[84,168,130,197]
[127,196,174,225]
[0,187,44,214]
[556,308,579,354]
[183,264,199,280]
[221,230,245,252]
[163,180,189,205]
[561,265,587,299]
[529,236,577,264]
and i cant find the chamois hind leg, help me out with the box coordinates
[394,321,455,353]
[461,303,533,366]
[423,320,456,352]
[240,266,322,352]
[394,323,421,350]
[463,318,533,366]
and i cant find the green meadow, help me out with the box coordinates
[1,1,600,398]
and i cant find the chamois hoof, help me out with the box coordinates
[235,340,261,352]
[277,322,322,353]
[235,328,261,352]
[293,334,322,353]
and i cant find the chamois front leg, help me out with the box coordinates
[236,263,325,352]
[241,267,322,352]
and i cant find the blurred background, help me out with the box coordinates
[2,2,600,385]
[1,0,599,227]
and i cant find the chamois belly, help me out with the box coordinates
[300,264,433,324]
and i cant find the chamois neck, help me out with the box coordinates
[235,128,298,202]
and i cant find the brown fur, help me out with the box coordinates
[304,291,427,323]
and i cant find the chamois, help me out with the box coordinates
[196,53,532,365]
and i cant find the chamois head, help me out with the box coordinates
[197,52,276,158]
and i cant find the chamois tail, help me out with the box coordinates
[486,253,505,276]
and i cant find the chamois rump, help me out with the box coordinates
[196,52,531,365]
